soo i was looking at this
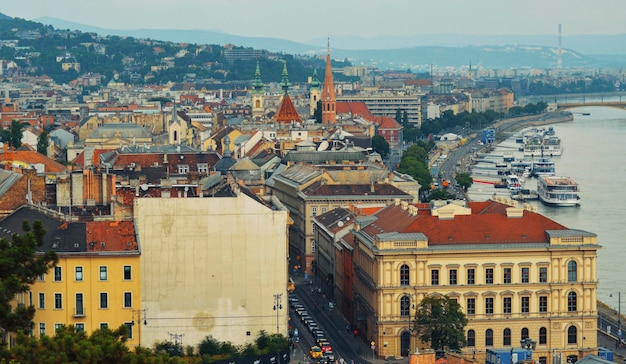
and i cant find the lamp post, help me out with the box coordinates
[520,337,536,362]
[611,292,621,332]
[131,309,147,347]
[273,293,283,334]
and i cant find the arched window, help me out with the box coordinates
[539,327,547,344]
[568,291,577,312]
[503,328,511,346]
[467,330,475,347]
[567,260,577,282]
[400,264,410,286]
[400,295,411,316]
[567,325,577,344]
[521,327,529,340]
[485,329,494,346]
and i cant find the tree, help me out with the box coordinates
[414,295,468,351]
[0,221,58,335]
[37,130,49,155]
[371,135,390,158]
[455,173,473,190]
[0,120,25,149]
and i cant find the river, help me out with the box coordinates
[467,105,626,309]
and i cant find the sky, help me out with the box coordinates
[2,0,626,43]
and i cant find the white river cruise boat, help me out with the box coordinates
[537,176,581,207]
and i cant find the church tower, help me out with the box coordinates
[274,59,302,125]
[251,60,265,119]
[309,68,321,116]
[321,39,336,124]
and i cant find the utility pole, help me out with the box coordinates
[273,293,283,334]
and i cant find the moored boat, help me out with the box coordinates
[537,176,581,207]
[506,174,523,191]
[531,158,556,177]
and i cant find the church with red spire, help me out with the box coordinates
[321,39,337,124]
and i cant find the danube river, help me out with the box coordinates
[468,106,626,309]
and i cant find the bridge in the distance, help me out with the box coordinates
[557,100,626,110]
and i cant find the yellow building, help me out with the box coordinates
[347,198,599,363]
[2,205,142,347]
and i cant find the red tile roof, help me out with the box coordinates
[274,94,302,124]
[363,200,567,246]
[86,220,138,252]
[0,149,68,173]
[336,102,374,121]
[374,116,401,129]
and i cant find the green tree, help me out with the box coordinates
[0,120,25,149]
[0,221,58,335]
[414,295,468,351]
[36,130,49,155]
[427,189,458,201]
[371,135,390,158]
[455,173,473,190]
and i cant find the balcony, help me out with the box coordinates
[73,306,85,318]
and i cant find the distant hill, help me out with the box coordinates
[27,16,626,70]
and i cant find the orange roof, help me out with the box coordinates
[86,220,138,252]
[274,94,302,124]
[364,200,567,246]
[0,149,68,173]
[71,149,116,166]
[336,101,374,121]
[374,116,401,129]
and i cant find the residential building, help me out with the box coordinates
[344,197,598,362]
[2,205,141,347]
[338,93,422,127]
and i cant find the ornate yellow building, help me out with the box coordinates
[348,198,599,363]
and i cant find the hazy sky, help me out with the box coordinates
[3,0,625,42]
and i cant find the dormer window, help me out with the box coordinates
[178,165,189,174]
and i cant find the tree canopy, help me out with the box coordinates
[371,135,390,158]
[414,295,468,351]
[0,221,58,335]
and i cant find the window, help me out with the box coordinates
[312,207,317,217]
[75,293,84,316]
[503,297,512,314]
[521,327,529,340]
[177,165,189,174]
[567,260,577,282]
[539,267,548,283]
[503,328,511,346]
[400,296,411,316]
[54,266,62,281]
[100,293,108,309]
[539,327,547,344]
[321,207,327,214]
[124,266,132,280]
[38,273,45,281]
[54,293,62,309]
[76,323,84,333]
[100,323,109,330]
[467,268,475,285]
[521,296,530,313]
[38,293,45,309]
[567,325,577,344]
[311,240,316,253]
[400,265,410,286]
[539,296,548,313]
[431,269,439,285]
[75,266,83,281]
[124,292,132,308]
[39,323,45,336]
[485,297,494,315]
[485,268,494,284]
[466,298,476,315]
[449,269,457,285]
[567,291,577,312]
[126,322,134,339]
[503,267,511,284]
[485,329,494,346]
[521,267,530,283]
[100,266,108,281]
[54,323,63,333]
[467,329,475,347]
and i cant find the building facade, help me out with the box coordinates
[345,198,599,363]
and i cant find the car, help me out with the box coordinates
[320,342,332,353]
[309,346,323,359]
[323,351,335,362]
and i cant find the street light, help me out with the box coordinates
[610,292,621,332]
[520,337,536,362]
[273,293,283,334]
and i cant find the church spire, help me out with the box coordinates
[252,59,264,92]
[279,59,291,95]
[321,37,336,124]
